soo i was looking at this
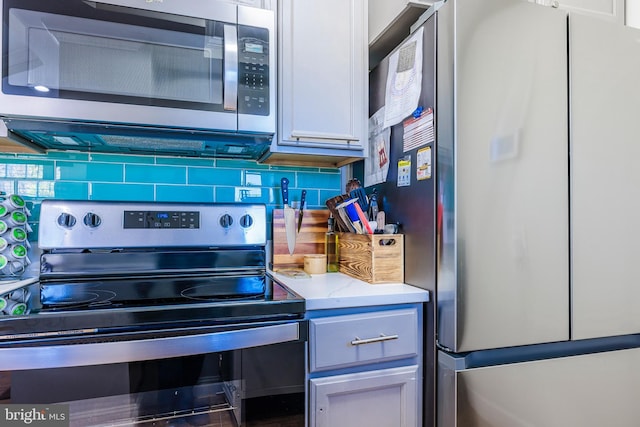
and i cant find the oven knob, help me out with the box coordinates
[239,214,253,228]
[220,214,233,229]
[57,213,77,228]
[83,212,102,228]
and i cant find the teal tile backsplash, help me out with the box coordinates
[0,150,341,240]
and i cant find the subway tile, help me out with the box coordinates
[214,187,235,203]
[217,159,269,170]
[256,171,296,189]
[125,164,186,184]
[0,154,20,161]
[300,189,319,209]
[319,189,342,206]
[3,160,55,180]
[268,164,317,172]
[0,153,342,215]
[319,168,340,174]
[297,172,341,190]
[22,181,90,200]
[156,185,214,203]
[55,162,124,182]
[6,164,26,178]
[16,181,38,198]
[91,183,154,201]
[90,153,155,164]
[26,223,38,241]
[0,180,15,195]
[215,187,273,203]
[27,202,41,220]
[38,150,90,161]
[285,189,306,209]
[244,170,267,187]
[156,157,214,167]
[51,182,89,199]
[27,164,53,180]
[189,168,242,186]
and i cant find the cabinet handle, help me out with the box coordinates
[290,131,358,142]
[350,333,399,346]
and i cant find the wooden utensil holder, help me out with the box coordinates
[337,233,404,284]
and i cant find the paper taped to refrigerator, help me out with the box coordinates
[403,107,434,152]
[365,107,391,187]
[383,27,424,129]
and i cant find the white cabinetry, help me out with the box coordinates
[262,0,368,167]
[307,306,422,427]
[310,366,419,427]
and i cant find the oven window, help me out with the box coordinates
[0,342,305,426]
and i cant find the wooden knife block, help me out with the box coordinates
[271,209,330,269]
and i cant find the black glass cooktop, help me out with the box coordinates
[0,274,304,342]
[40,273,270,310]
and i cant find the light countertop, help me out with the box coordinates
[270,271,429,310]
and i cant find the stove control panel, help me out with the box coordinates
[38,201,266,250]
[124,211,200,229]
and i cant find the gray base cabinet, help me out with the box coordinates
[307,305,423,427]
[310,365,419,427]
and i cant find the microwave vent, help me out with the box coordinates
[101,135,205,151]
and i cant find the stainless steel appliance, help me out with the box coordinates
[0,0,275,159]
[0,200,305,426]
[368,1,640,426]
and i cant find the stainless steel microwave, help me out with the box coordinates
[0,0,275,159]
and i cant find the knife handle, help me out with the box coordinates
[300,190,307,210]
[280,177,290,206]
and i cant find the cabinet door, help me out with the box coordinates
[278,0,367,152]
[310,366,419,427]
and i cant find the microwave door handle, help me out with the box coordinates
[223,24,238,111]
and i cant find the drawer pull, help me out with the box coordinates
[350,334,399,346]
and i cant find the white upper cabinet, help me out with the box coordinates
[263,0,368,167]
[529,0,625,24]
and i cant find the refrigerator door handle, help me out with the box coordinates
[350,333,399,346]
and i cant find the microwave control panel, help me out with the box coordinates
[238,25,270,116]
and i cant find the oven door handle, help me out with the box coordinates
[0,322,299,370]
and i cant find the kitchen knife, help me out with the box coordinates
[297,190,306,233]
[281,177,296,255]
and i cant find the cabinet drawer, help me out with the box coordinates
[309,308,418,372]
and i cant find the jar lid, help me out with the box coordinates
[9,245,26,259]
[10,211,26,224]
[9,195,25,208]
[10,228,26,242]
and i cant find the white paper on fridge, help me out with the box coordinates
[383,27,424,129]
[365,107,391,187]
[403,107,434,153]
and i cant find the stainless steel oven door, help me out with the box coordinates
[0,320,305,426]
[0,0,274,133]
